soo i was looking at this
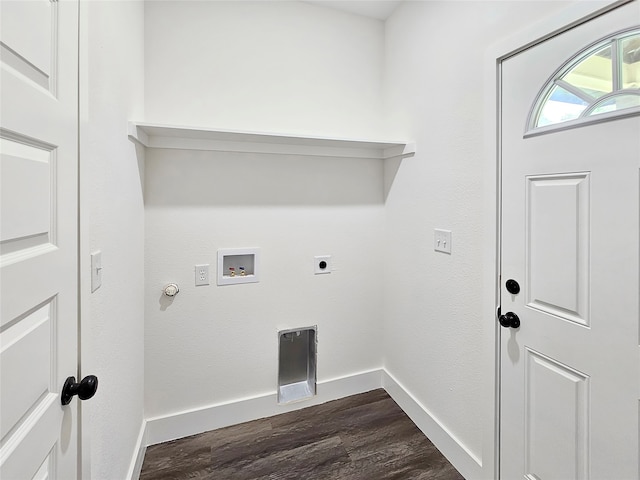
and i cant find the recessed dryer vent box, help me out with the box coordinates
[217,248,260,285]
[278,326,317,404]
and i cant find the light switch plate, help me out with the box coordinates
[91,251,102,292]
[434,229,452,254]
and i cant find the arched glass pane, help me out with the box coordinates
[562,45,613,98]
[529,29,640,133]
[621,35,640,89]
[537,85,588,127]
[588,93,640,115]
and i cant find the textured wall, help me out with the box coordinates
[143,1,386,419]
[80,1,145,478]
[382,0,571,469]
[144,0,385,139]
[142,0,578,475]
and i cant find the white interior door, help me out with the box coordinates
[1,1,80,478]
[500,3,640,479]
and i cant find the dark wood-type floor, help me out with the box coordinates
[140,389,465,480]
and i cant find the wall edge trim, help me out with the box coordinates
[382,369,482,480]
[142,368,477,479]
[126,419,148,480]
[144,368,383,446]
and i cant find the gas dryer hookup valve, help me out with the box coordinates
[163,283,179,297]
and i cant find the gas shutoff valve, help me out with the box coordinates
[163,283,179,297]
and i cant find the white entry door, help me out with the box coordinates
[500,3,640,479]
[1,1,80,479]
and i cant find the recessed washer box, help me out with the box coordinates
[278,326,317,404]
[217,248,260,285]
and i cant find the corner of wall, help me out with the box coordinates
[127,420,148,480]
[382,370,482,480]
[80,0,146,478]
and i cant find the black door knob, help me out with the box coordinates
[61,375,98,405]
[499,312,520,329]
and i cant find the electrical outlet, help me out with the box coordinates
[195,264,210,286]
[314,255,332,274]
[434,229,452,254]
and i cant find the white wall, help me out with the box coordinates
[383,1,571,477]
[144,1,386,420]
[79,1,145,478]
[144,0,385,138]
[140,1,587,477]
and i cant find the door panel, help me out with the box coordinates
[0,1,79,479]
[0,300,54,439]
[0,135,55,259]
[524,348,589,480]
[0,0,57,92]
[526,173,590,326]
[500,2,640,479]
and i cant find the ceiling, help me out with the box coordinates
[302,1,402,20]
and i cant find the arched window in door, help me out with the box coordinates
[527,28,640,134]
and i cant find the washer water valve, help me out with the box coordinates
[163,283,179,297]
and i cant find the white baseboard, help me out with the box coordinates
[145,368,383,446]
[382,370,482,480]
[127,420,148,480]
[142,368,482,480]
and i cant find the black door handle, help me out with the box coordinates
[61,375,98,405]
[499,312,520,329]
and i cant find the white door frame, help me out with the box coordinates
[481,1,634,478]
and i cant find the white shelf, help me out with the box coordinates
[128,121,416,160]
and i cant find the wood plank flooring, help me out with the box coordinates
[140,389,465,480]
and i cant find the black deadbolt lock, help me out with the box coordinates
[506,279,520,295]
[319,261,327,269]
